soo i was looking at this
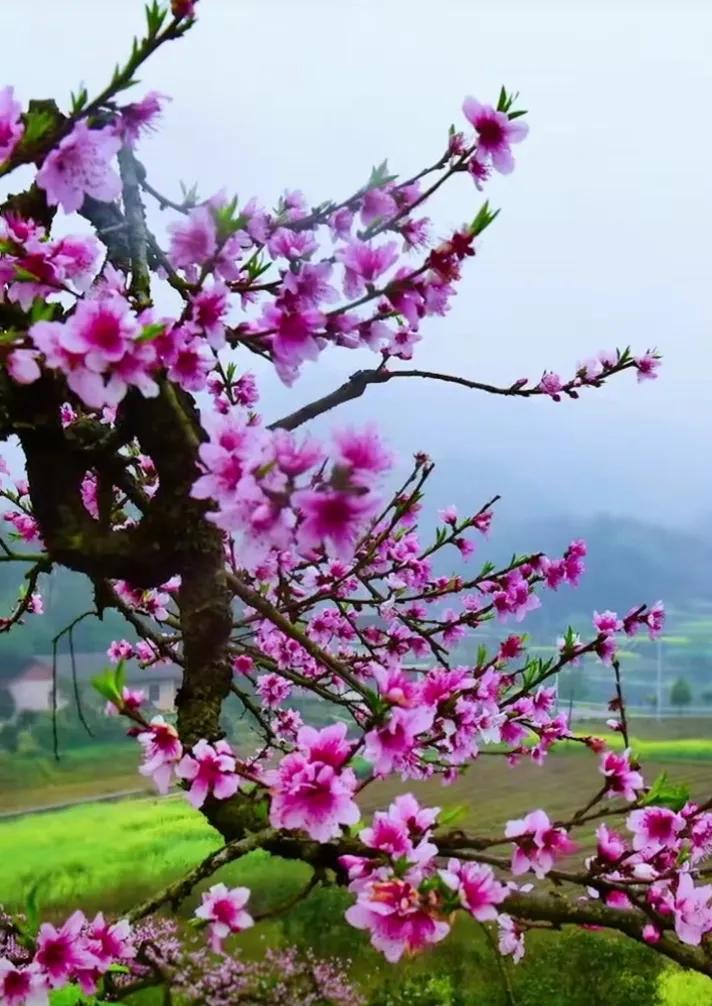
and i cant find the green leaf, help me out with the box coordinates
[368,158,398,188]
[22,106,57,146]
[115,658,127,695]
[496,86,508,112]
[30,298,59,324]
[469,201,500,237]
[145,0,168,36]
[90,661,124,706]
[13,264,42,283]
[508,109,528,120]
[69,86,89,115]
[642,771,690,812]
[137,321,166,343]
[50,985,95,1006]
[213,196,245,240]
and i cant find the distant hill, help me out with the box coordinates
[1,512,710,681]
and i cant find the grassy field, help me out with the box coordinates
[2,713,711,816]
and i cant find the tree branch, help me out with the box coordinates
[268,363,637,432]
[127,828,275,923]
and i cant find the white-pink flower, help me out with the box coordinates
[0,86,24,163]
[0,959,47,1006]
[175,738,240,808]
[462,97,528,175]
[265,722,359,842]
[505,809,575,878]
[36,120,121,213]
[627,806,685,855]
[671,873,712,946]
[439,858,506,921]
[194,883,253,953]
[137,715,183,794]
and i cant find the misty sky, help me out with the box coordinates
[2,0,711,529]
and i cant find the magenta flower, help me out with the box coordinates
[107,639,134,663]
[168,205,217,269]
[360,814,413,859]
[538,371,563,399]
[172,0,198,16]
[635,352,660,382]
[295,488,378,558]
[6,350,41,385]
[267,227,318,261]
[117,91,167,146]
[163,327,213,391]
[671,873,712,946]
[51,234,102,291]
[505,810,575,878]
[360,186,397,226]
[105,686,145,717]
[194,883,254,953]
[332,426,392,482]
[596,823,627,863]
[363,705,435,777]
[0,960,47,1006]
[36,121,121,213]
[0,86,24,163]
[440,858,506,921]
[267,753,360,841]
[86,913,135,966]
[63,297,139,369]
[266,724,358,841]
[260,302,325,368]
[176,738,240,808]
[462,97,528,174]
[599,750,644,802]
[337,239,399,298]
[297,722,353,765]
[34,910,97,987]
[627,806,685,854]
[593,610,623,635]
[256,672,292,709]
[188,281,229,349]
[497,914,525,962]
[30,296,154,409]
[137,715,183,794]
[232,654,255,674]
[646,601,665,639]
[345,877,450,962]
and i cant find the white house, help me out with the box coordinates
[1,653,182,720]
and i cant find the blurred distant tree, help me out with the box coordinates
[670,677,692,712]
[0,685,16,722]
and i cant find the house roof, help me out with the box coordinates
[10,662,54,683]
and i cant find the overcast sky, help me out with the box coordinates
[2,0,711,529]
